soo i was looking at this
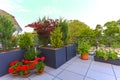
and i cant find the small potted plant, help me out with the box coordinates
[19,64,30,77]
[78,39,91,60]
[23,48,39,65]
[35,56,45,74]
[8,60,22,76]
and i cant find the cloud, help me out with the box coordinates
[0,0,30,13]
[40,6,62,17]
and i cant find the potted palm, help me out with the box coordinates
[78,39,91,60]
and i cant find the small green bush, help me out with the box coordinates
[50,27,63,48]
[24,48,39,61]
[18,32,34,49]
[77,39,91,54]
[95,49,118,60]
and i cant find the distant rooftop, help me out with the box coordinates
[0,9,22,32]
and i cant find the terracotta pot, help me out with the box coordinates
[36,69,44,75]
[11,71,18,76]
[81,53,88,60]
[21,72,30,77]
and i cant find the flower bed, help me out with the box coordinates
[94,49,120,65]
[94,56,120,65]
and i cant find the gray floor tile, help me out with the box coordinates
[59,63,70,69]
[53,77,62,80]
[86,70,116,80]
[45,66,63,76]
[57,70,84,80]
[84,77,96,80]
[0,74,29,80]
[75,58,91,65]
[66,61,89,75]
[117,77,120,80]
[89,61,114,75]
[113,65,120,78]
[29,73,54,80]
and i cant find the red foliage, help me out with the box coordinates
[25,19,59,37]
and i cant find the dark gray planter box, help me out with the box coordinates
[40,47,66,69]
[0,49,26,76]
[65,44,76,61]
[94,56,120,65]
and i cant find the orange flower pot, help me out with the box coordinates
[81,53,88,60]
[36,69,44,75]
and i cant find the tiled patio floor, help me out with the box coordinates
[1,55,120,80]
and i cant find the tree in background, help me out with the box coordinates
[0,14,15,51]
[68,20,89,43]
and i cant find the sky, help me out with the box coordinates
[0,0,120,32]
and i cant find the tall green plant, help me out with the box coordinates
[0,14,15,51]
[50,27,63,48]
[18,32,34,49]
[59,19,68,44]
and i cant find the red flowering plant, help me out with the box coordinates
[26,18,58,38]
[35,56,45,74]
[8,60,23,74]
[19,64,30,76]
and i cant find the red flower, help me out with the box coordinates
[22,59,30,64]
[21,65,28,71]
[29,64,34,70]
[40,57,45,61]
[16,66,21,71]
[8,68,14,73]
[35,57,41,61]
[9,60,19,66]
[33,60,38,65]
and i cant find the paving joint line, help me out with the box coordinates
[111,65,117,80]
[83,57,93,80]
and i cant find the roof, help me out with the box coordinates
[0,9,22,31]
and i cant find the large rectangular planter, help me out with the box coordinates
[94,56,120,65]
[65,44,76,61]
[40,47,66,69]
[0,49,26,76]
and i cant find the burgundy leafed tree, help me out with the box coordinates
[26,18,59,38]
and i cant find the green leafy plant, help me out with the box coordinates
[77,39,91,54]
[59,19,68,44]
[102,50,109,60]
[18,32,34,49]
[95,49,118,60]
[50,27,63,48]
[35,61,45,72]
[0,14,15,51]
[109,50,118,60]
[96,49,104,58]
[24,48,39,61]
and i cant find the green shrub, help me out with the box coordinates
[18,32,34,49]
[95,49,118,60]
[50,27,63,48]
[0,15,15,51]
[35,61,45,71]
[77,39,91,54]
[24,48,39,61]
[109,50,118,60]
[59,19,68,44]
